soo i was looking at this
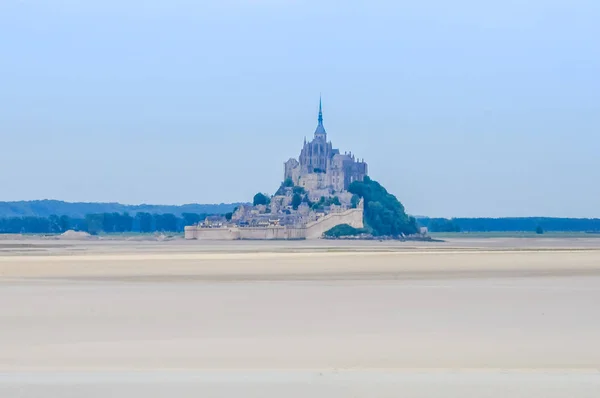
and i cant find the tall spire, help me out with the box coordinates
[314,95,327,137]
[318,95,323,126]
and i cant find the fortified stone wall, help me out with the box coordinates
[185,205,363,241]
[185,226,305,240]
[184,227,239,240]
[238,227,305,240]
[304,207,364,239]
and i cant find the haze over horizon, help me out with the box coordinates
[1,0,599,218]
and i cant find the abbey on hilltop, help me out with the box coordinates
[185,98,368,240]
[284,98,368,198]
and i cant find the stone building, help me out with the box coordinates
[284,98,368,196]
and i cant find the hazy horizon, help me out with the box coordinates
[1,0,599,218]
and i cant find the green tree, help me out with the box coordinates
[85,214,104,235]
[350,194,360,209]
[59,215,71,232]
[283,178,294,187]
[119,212,134,232]
[292,186,306,195]
[135,212,153,233]
[302,194,313,207]
[253,193,270,206]
[536,225,544,234]
[291,193,302,210]
[182,213,202,226]
[163,213,178,231]
[324,224,366,238]
[428,218,461,232]
[48,214,61,233]
[154,213,178,232]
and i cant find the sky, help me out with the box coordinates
[0,0,599,217]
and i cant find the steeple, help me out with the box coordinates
[314,95,327,138]
[318,95,323,125]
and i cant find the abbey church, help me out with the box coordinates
[284,98,368,197]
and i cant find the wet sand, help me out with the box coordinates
[1,238,599,396]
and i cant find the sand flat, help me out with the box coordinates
[1,239,600,396]
[1,246,600,280]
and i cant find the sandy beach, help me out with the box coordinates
[1,238,600,396]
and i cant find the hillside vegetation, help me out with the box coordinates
[348,177,418,236]
[323,224,367,238]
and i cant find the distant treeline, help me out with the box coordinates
[4,211,600,235]
[0,200,244,219]
[0,212,212,234]
[418,217,600,233]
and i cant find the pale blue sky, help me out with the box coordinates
[1,0,598,217]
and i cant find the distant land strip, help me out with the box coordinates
[1,200,600,234]
[0,200,245,218]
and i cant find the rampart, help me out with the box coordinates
[184,207,363,241]
[304,207,364,239]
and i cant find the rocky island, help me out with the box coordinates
[185,99,419,240]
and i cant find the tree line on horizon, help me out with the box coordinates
[0,212,213,235]
[418,217,600,233]
[2,209,600,236]
[0,200,243,219]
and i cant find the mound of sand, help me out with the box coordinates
[59,230,92,240]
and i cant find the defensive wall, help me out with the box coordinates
[304,207,364,239]
[184,207,363,241]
